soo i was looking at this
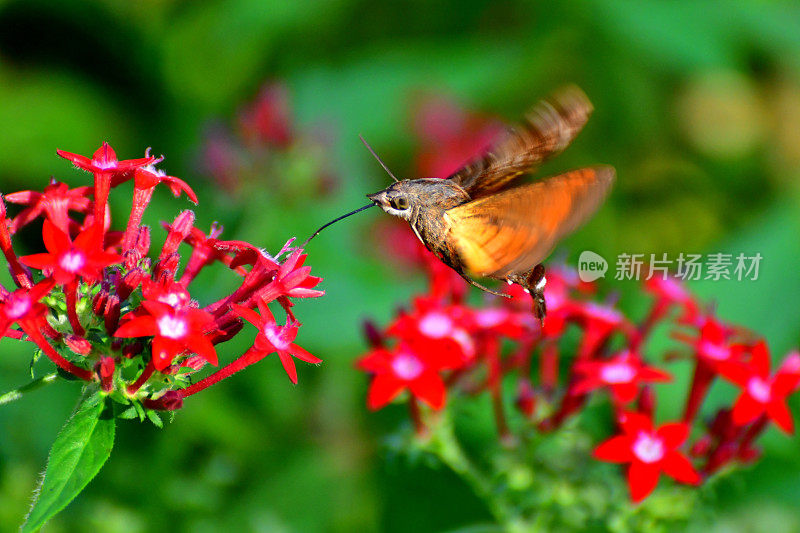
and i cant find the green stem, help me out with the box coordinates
[0,373,58,406]
[427,413,526,531]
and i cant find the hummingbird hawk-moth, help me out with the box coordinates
[305,86,614,320]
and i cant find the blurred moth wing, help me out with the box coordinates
[447,84,594,198]
[445,166,615,278]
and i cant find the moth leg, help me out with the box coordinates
[458,273,512,298]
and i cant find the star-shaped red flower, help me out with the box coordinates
[19,220,121,285]
[572,350,672,403]
[4,180,91,234]
[115,301,218,371]
[593,412,701,502]
[388,296,475,363]
[57,142,155,222]
[0,279,55,332]
[231,301,320,384]
[57,142,154,183]
[717,340,800,433]
[357,339,464,411]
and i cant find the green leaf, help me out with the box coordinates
[22,390,116,532]
[146,410,163,429]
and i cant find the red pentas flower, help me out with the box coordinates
[353,94,800,512]
[357,341,464,410]
[57,142,154,184]
[58,142,155,223]
[388,296,476,362]
[594,413,701,502]
[115,300,218,371]
[678,314,744,425]
[1,141,325,416]
[20,220,121,285]
[4,179,91,234]
[717,341,800,433]
[200,81,334,198]
[644,275,700,326]
[573,350,672,404]
[230,301,320,384]
[0,279,55,332]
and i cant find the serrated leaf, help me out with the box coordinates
[146,410,163,429]
[22,390,115,532]
[133,401,146,421]
[117,406,138,420]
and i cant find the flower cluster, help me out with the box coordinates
[358,233,799,503]
[357,94,800,506]
[0,143,323,418]
[201,81,335,198]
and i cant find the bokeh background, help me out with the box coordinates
[1,0,800,531]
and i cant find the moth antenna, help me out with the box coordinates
[300,203,375,247]
[359,134,399,183]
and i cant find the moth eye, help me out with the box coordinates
[391,196,409,210]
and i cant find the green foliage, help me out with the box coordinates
[0,0,799,531]
[22,388,115,532]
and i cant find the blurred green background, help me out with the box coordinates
[1,0,800,531]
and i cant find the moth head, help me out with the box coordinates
[367,181,415,220]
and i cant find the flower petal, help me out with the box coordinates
[571,377,600,396]
[731,392,765,426]
[114,315,157,338]
[18,253,55,270]
[277,350,298,384]
[628,461,661,503]
[152,336,182,371]
[230,303,263,328]
[750,340,771,377]
[619,412,653,434]
[356,348,392,373]
[656,423,690,448]
[409,372,447,410]
[185,334,218,367]
[612,382,640,404]
[662,451,701,485]
[289,343,321,364]
[367,374,406,410]
[766,400,795,434]
[593,435,634,463]
[42,218,71,254]
[56,149,93,170]
[639,366,672,383]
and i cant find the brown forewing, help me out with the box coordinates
[445,166,615,277]
[446,85,595,198]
